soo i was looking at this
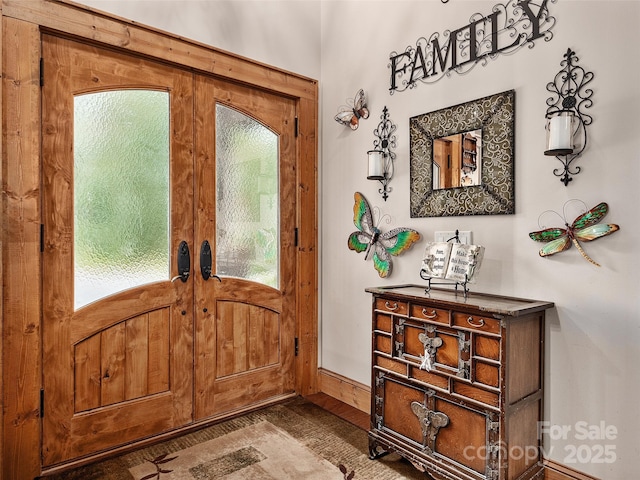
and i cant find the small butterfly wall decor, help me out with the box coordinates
[529,200,619,267]
[347,192,421,277]
[334,89,369,130]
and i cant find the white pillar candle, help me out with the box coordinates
[545,111,575,155]
[367,150,385,180]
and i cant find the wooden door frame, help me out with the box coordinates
[0,1,318,478]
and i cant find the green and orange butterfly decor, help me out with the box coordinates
[529,200,619,267]
[348,192,421,277]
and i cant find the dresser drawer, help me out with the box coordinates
[453,312,501,335]
[409,364,449,391]
[372,372,498,477]
[375,298,408,316]
[399,319,469,380]
[410,304,449,324]
[375,355,408,377]
[374,313,392,333]
[374,333,392,355]
[452,379,499,408]
[474,360,500,388]
[474,335,500,361]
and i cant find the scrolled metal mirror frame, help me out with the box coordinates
[409,90,515,217]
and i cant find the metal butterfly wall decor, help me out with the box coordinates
[347,192,421,277]
[529,200,619,267]
[334,89,369,130]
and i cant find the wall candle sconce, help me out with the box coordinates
[544,48,594,186]
[367,106,396,201]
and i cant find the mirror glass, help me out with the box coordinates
[409,90,515,217]
[433,129,482,190]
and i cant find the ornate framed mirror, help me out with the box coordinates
[409,90,515,217]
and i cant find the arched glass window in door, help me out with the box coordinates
[215,104,279,289]
[74,90,170,309]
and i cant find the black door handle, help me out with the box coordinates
[200,240,221,282]
[171,240,190,283]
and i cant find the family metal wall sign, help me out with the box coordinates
[389,0,556,94]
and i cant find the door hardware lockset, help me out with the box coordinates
[200,240,222,282]
[171,240,190,282]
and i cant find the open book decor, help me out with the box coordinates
[420,241,485,295]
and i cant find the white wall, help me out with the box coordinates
[76,0,321,80]
[321,2,639,479]
[74,1,639,478]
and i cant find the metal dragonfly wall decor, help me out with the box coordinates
[529,200,619,267]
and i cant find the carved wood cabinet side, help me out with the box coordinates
[366,285,554,480]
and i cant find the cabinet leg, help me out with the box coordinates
[368,438,390,460]
[368,436,438,479]
[405,457,437,479]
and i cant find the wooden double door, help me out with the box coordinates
[41,35,297,466]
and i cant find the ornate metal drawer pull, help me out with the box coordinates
[418,333,442,372]
[410,401,450,455]
[385,301,399,311]
[467,316,485,327]
[422,308,437,319]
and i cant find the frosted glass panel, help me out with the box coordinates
[215,104,279,288]
[74,90,170,309]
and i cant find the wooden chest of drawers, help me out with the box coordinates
[366,285,554,480]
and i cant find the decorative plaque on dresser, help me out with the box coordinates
[367,285,554,480]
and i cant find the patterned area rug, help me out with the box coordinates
[44,397,425,479]
[131,421,345,479]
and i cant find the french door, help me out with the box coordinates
[42,35,296,466]
[193,76,296,419]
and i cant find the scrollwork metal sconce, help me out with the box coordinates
[544,48,594,186]
[367,106,396,201]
